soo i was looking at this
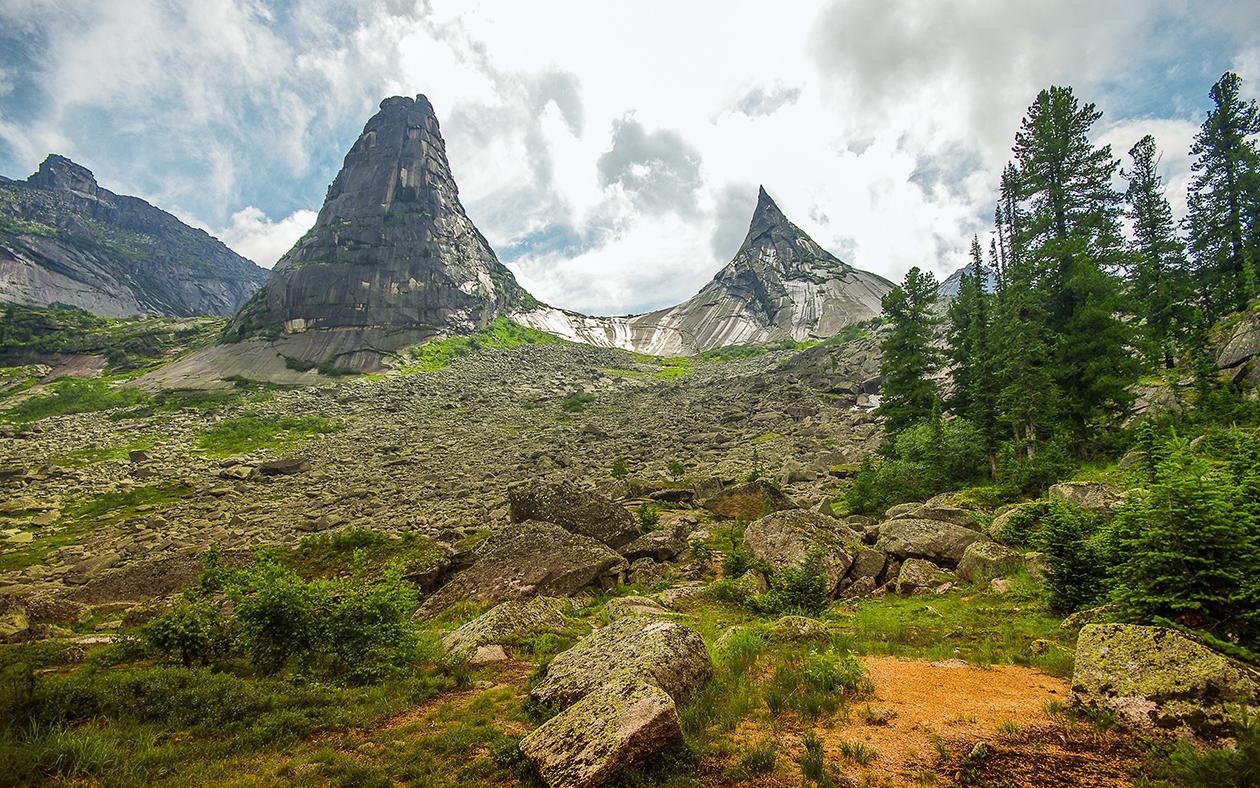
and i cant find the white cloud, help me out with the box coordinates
[1,0,1257,313]
[217,206,317,267]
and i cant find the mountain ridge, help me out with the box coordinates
[0,155,267,317]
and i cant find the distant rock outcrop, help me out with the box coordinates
[0,155,267,317]
[516,187,894,354]
[226,95,535,370]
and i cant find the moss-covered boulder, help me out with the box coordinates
[875,518,989,567]
[1072,623,1260,742]
[605,596,673,621]
[508,481,639,548]
[1048,482,1124,513]
[889,502,980,530]
[743,509,862,596]
[700,479,794,520]
[895,558,955,595]
[520,676,682,788]
[441,597,573,657]
[956,541,1023,583]
[418,521,627,616]
[529,616,712,709]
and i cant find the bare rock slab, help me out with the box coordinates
[520,676,683,788]
[1072,623,1260,742]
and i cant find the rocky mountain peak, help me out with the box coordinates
[227,93,533,371]
[27,154,99,197]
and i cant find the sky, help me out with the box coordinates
[1,1,1258,316]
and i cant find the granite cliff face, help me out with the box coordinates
[227,95,533,370]
[515,187,893,355]
[937,259,998,300]
[0,155,267,317]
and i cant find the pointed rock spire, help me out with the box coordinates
[227,94,533,370]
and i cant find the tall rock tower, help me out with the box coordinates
[228,95,533,370]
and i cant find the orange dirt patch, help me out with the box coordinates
[718,656,1143,787]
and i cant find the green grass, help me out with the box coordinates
[1,378,149,422]
[401,318,560,372]
[195,414,340,457]
[275,528,447,581]
[52,436,155,467]
[654,357,692,380]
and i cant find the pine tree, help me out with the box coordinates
[947,237,1000,477]
[1123,134,1189,368]
[1117,449,1258,645]
[1187,71,1260,318]
[876,267,941,438]
[1011,85,1137,441]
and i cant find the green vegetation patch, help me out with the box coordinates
[0,304,224,372]
[276,527,446,581]
[401,317,560,372]
[2,378,149,422]
[654,357,692,380]
[196,414,340,457]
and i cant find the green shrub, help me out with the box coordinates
[667,459,686,480]
[561,392,595,412]
[991,501,1051,547]
[764,649,870,721]
[1035,501,1107,613]
[610,457,628,479]
[143,596,231,667]
[798,730,836,786]
[637,503,660,532]
[736,739,778,776]
[1144,710,1259,787]
[748,553,830,616]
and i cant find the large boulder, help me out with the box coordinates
[889,502,980,530]
[441,597,573,657]
[529,617,712,710]
[519,676,683,788]
[1072,623,1260,742]
[419,521,628,616]
[956,541,1024,583]
[895,558,955,595]
[743,509,863,596]
[618,525,689,563]
[700,479,795,520]
[874,518,990,566]
[1048,482,1124,514]
[509,482,639,548]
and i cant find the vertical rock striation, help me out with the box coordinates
[227,95,533,370]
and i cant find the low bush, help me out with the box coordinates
[747,553,830,616]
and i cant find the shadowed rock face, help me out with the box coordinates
[227,95,532,369]
[0,155,267,317]
[515,187,894,355]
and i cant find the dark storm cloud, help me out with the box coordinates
[596,116,703,216]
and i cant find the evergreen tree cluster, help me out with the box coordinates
[860,72,1260,514]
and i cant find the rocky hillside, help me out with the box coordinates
[0,155,267,317]
[226,95,536,371]
[516,187,894,355]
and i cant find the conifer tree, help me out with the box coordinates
[1124,134,1189,368]
[1011,85,1137,440]
[1187,71,1260,318]
[876,267,941,438]
[947,237,1000,477]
